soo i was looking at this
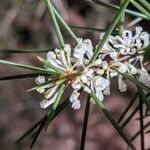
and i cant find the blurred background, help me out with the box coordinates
[0,0,150,149]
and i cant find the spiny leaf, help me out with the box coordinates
[52,5,78,42]
[131,121,150,141]
[0,59,56,74]
[121,104,140,129]
[90,91,136,150]
[0,49,53,54]
[16,99,69,144]
[45,0,65,48]
[126,17,143,28]
[44,83,66,129]
[86,0,148,19]
[118,92,138,123]
[37,56,65,75]
[0,73,49,81]
[137,0,150,11]
[139,97,145,150]
[130,0,150,20]
[89,0,130,64]
[137,87,150,112]
[80,97,91,150]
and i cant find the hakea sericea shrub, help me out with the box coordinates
[33,27,150,110]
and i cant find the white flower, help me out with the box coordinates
[35,76,47,93]
[118,75,127,92]
[40,93,58,109]
[35,76,45,84]
[92,76,110,101]
[138,70,150,87]
[99,33,117,60]
[73,38,93,65]
[34,27,149,110]
[70,91,81,109]
[47,44,72,71]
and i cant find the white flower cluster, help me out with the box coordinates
[35,27,150,110]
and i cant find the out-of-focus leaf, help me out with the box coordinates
[118,92,138,123]
[86,0,148,19]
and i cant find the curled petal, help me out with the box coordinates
[95,88,104,101]
[35,76,45,84]
[40,93,57,109]
[93,76,110,91]
[47,51,56,60]
[72,100,81,109]
[118,75,127,92]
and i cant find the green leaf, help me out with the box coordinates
[89,0,130,64]
[80,97,91,150]
[37,56,65,75]
[126,17,143,28]
[137,87,150,112]
[0,48,53,54]
[130,0,150,20]
[86,0,148,19]
[131,121,150,141]
[0,59,56,74]
[52,6,78,43]
[139,96,145,150]
[137,0,150,11]
[90,92,136,150]
[45,83,66,129]
[118,0,125,35]
[30,116,47,149]
[45,0,65,48]
[121,104,140,129]
[71,25,106,32]
[117,92,138,123]
[16,99,69,144]
[0,73,50,81]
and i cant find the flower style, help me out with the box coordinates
[34,27,149,110]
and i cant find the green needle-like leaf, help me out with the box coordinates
[89,0,130,64]
[37,56,65,75]
[137,87,150,112]
[71,26,106,32]
[119,0,125,35]
[0,73,50,81]
[118,92,138,123]
[0,59,56,74]
[90,92,136,150]
[130,0,150,20]
[45,0,65,48]
[126,17,143,28]
[16,99,69,144]
[52,5,78,43]
[86,0,148,19]
[121,104,140,129]
[45,83,66,129]
[80,97,91,150]
[131,121,150,141]
[139,97,145,150]
[137,0,150,11]
[0,49,53,53]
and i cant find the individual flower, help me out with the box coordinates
[113,27,149,55]
[47,44,72,71]
[138,70,150,88]
[73,38,93,66]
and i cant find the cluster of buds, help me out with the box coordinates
[34,27,150,110]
